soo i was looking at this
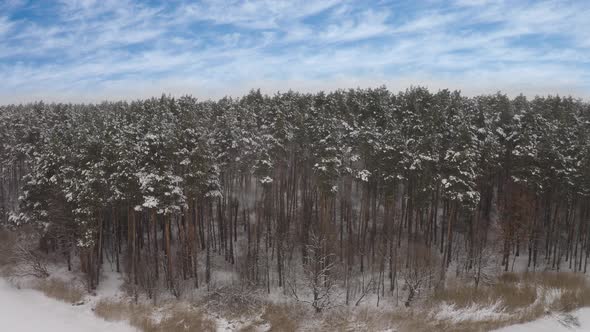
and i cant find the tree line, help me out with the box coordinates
[1,87,589,306]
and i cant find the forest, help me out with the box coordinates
[1,87,590,312]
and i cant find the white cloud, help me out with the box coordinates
[0,16,14,36]
[0,0,588,103]
[178,0,342,29]
[317,10,391,43]
[454,0,501,7]
[393,12,461,34]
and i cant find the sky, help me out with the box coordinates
[0,0,589,103]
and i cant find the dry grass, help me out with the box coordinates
[260,302,302,332]
[31,269,590,332]
[418,271,590,332]
[92,271,590,332]
[320,307,404,332]
[427,319,512,332]
[237,324,259,332]
[434,271,589,309]
[147,306,216,332]
[518,271,588,288]
[235,301,308,332]
[241,272,590,332]
[356,307,510,332]
[95,299,216,332]
[433,279,538,310]
[34,278,84,304]
[199,285,263,319]
[95,299,145,322]
[551,285,590,312]
[497,272,519,284]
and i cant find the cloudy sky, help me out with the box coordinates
[1,0,589,103]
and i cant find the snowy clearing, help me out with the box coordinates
[494,308,590,332]
[0,278,136,332]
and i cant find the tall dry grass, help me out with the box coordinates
[435,272,589,307]
[418,271,590,332]
[259,302,302,332]
[95,299,216,332]
[34,278,84,304]
[28,268,590,332]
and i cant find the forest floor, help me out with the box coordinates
[2,266,590,332]
[2,231,590,332]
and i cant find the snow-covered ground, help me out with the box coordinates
[2,273,590,332]
[0,278,136,332]
[495,308,590,332]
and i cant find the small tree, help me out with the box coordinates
[402,244,439,307]
[289,232,339,313]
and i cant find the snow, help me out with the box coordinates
[2,265,590,332]
[494,308,590,331]
[357,169,371,182]
[259,176,273,184]
[96,269,126,300]
[0,278,136,332]
[141,195,159,208]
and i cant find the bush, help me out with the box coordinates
[201,285,263,318]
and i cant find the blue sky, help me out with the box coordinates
[0,0,589,103]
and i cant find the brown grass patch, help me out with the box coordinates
[422,271,590,332]
[497,272,519,284]
[260,303,302,332]
[551,286,590,312]
[34,278,84,304]
[74,271,590,332]
[237,324,259,332]
[321,307,403,332]
[95,299,144,322]
[234,272,590,332]
[434,272,590,311]
[433,281,538,310]
[95,299,216,332]
[150,306,216,332]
